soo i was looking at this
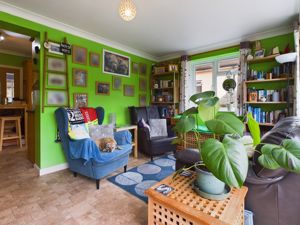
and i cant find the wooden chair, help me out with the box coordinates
[0,116,22,151]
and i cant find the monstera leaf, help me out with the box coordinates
[258,144,281,170]
[173,116,195,134]
[182,107,198,116]
[201,135,248,188]
[189,91,216,105]
[247,113,261,146]
[197,97,220,122]
[205,113,244,137]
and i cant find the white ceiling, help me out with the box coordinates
[0,29,32,57]
[1,0,299,61]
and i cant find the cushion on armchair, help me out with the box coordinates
[68,124,90,140]
[149,119,168,137]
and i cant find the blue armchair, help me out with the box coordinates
[55,107,132,189]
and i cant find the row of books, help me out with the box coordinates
[247,106,287,124]
[248,88,293,102]
[247,64,294,80]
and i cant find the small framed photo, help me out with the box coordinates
[139,95,147,106]
[47,42,63,55]
[47,90,67,106]
[47,57,66,73]
[74,93,88,108]
[254,49,265,59]
[96,82,110,95]
[112,76,122,90]
[132,62,139,74]
[47,73,66,88]
[72,45,87,65]
[90,52,100,67]
[139,78,147,92]
[73,68,87,87]
[168,64,178,72]
[139,63,147,76]
[124,85,135,97]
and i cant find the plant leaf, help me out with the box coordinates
[171,138,183,145]
[247,113,261,146]
[173,116,195,134]
[182,107,198,116]
[189,91,215,104]
[258,144,281,170]
[271,139,300,173]
[198,101,219,122]
[205,113,244,136]
[200,96,219,107]
[201,135,248,188]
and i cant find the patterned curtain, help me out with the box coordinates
[180,55,189,113]
[293,23,300,116]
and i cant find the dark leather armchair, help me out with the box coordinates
[245,116,300,225]
[128,106,176,161]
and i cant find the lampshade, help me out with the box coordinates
[119,0,136,21]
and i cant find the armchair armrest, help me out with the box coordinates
[114,130,132,145]
[139,127,151,141]
[246,166,286,185]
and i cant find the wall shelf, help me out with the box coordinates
[244,77,293,84]
[247,54,279,64]
[245,102,288,105]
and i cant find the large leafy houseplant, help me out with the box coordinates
[173,91,249,189]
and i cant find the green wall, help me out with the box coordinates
[0,12,154,169]
[190,46,240,61]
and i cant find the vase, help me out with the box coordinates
[195,166,225,195]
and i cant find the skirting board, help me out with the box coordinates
[34,163,69,176]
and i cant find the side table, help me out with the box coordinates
[145,172,248,225]
[114,125,138,158]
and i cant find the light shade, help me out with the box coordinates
[119,0,136,21]
[275,52,297,64]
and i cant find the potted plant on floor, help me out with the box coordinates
[174,91,300,200]
[173,91,248,200]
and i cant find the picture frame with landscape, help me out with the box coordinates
[139,63,147,76]
[112,76,122,90]
[139,78,147,92]
[74,93,88,108]
[47,57,66,73]
[139,95,147,106]
[73,68,87,87]
[47,73,66,88]
[90,52,100,67]
[132,62,139,74]
[96,82,110,95]
[72,45,87,65]
[103,50,130,77]
[124,85,135,97]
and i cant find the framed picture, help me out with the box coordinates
[47,73,66,88]
[103,50,130,77]
[47,57,66,72]
[74,93,88,108]
[46,41,63,55]
[96,82,110,95]
[254,49,265,59]
[139,78,147,92]
[112,76,122,90]
[139,63,147,76]
[124,85,134,97]
[47,90,67,106]
[72,45,87,65]
[132,62,139,74]
[139,95,147,106]
[90,52,100,67]
[73,68,87,87]
[168,64,178,72]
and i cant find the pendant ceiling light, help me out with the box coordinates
[119,0,136,22]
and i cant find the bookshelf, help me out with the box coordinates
[244,54,295,128]
[151,71,179,115]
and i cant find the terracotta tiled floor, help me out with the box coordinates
[0,148,149,225]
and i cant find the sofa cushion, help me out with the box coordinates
[80,107,99,126]
[89,124,114,141]
[66,108,85,125]
[68,124,90,140]
[149,119,168,137]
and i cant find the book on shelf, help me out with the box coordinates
[247,63,294,80]
[247,105,287,124]
[247,88,293,102]
[154,80,173,89]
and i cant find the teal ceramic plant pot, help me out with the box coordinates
[195,166,225,195]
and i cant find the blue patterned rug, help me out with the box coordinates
[107,154,176,202]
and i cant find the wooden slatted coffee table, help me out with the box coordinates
[145,172,248,225]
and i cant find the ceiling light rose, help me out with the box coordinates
[119,0,136,22]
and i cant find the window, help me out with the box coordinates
[6,73,14,102]
[191,55,239,112]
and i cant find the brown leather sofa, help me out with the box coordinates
[175,116,300,225]
[128,106,176,161]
